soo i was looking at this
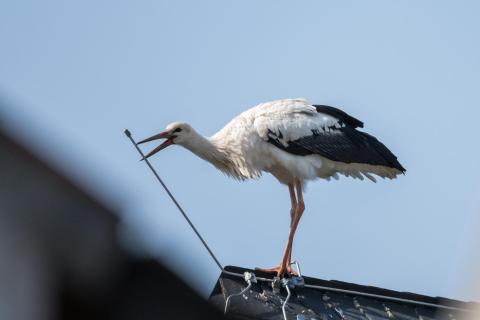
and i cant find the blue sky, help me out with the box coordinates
[1,1,480,300]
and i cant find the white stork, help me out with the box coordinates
[138,98,405,277]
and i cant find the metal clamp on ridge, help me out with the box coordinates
[287,261,306,288]
[224,271,257,315]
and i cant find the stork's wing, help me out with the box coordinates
[253,99,405,172]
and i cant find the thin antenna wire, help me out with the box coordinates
[124,129,223,271]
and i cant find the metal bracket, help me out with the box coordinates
[224,272,257,315]
[282,278,293,320]
[281,261,305,320]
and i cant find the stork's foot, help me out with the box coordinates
[255,264,294,278]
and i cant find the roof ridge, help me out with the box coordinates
[223,265,479,309]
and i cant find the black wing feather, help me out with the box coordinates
[313,105,364,128]
[292,127,405,172]
[267,105,405,172]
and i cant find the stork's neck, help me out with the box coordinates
[180,130,239,177]
[182,132,222,162]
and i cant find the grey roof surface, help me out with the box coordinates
[209,266,479,320]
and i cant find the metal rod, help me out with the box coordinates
[124,129,223,271]
[291,260,302,277]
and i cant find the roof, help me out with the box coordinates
[209,266,479,320]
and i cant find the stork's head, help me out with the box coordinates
[137,122,193,159]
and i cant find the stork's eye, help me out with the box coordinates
[173,128,182,133]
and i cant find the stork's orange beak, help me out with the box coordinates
[137,131,174,160]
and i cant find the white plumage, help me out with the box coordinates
[138,98,405,276]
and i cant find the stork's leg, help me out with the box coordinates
[287,184,297,266]
[255,183,297,275]
[277,179,305,277]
